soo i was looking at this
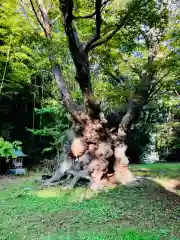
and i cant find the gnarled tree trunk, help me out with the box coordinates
[29,0,159,190]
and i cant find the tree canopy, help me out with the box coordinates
[0,0,180,175]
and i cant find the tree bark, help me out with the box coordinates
[29,0,161,190]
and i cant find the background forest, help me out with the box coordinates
[0,0,180,170]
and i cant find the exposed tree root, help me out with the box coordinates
[41,180,62,188]
[66,170,92,188]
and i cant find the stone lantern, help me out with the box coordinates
[7,150,27,175]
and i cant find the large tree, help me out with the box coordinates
[20,0,178,189]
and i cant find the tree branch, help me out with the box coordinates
[74,0,109,20]
[29,0,78,117]
[148,85,163,102]
[59,0,80,52]
[84,0,102,51]
[119,99,143,133]
[88,1,136,51]
[51,63,79,117]
[103,68,126,83]
[90,18,128,50]
[175,90,180,97]
[148,69,172,100]
[118,27,162,133]
[20,0,37,30]
[29,0,46,33]
[74,11,96,20]
[35,0,51,38]
[59,0,94,101]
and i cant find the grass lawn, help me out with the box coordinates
[0,163,180,240]
[131,162,180,171]
[130,162,180,179]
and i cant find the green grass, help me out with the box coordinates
[130,162,180,179]
[131,163,180,171]
[0,164,180,240]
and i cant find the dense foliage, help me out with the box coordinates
[0,0,180,166]
[0,137,22,158]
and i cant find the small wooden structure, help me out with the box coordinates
[7,150,27,175]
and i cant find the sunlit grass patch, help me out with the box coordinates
[153,177,180,194]
[131,162,180,179]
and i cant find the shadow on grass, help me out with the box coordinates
[41,179,180,239]
[0,177,179,240]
